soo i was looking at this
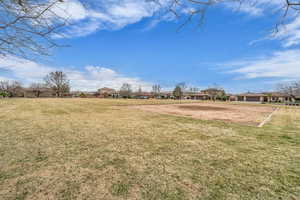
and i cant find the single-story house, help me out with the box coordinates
[23,88,55,98]
[231,92,294,103]
[133,92,153,99]
[183,92,209,100]
[98,87,119,98]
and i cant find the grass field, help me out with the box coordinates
[0,98,300,200]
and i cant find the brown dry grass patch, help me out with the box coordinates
[178,105,229,111]
[131,102,275,126]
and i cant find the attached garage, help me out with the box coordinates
[246,96,260,102]
[237,96,244,101]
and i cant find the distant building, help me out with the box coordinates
[98,87,118,98]
[231,92,294,103]
[201,88,227,100]
[133,92,153,99]
[23,88,55,98]
[157,92,174,99]
[183,92,209,100]
[71,91,99,98]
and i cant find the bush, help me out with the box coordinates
[0,91,9,98]
[79,92,86,98]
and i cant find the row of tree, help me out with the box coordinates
[0,71,70,97]
[119,82,227,100]
[2,71,300,99]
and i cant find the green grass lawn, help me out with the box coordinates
[0,98,299,200]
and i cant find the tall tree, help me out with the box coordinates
[278,81,300,96]
[189,87,199,93]
[138,86,143,94]
[0,80,23,97]
[173,85,183,99]
[44,71,70,97]
[119,83,132,98]
[152,84,161,97]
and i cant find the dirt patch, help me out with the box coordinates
[178,105,229,111]
[130,102,275,126]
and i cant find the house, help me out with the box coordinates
[71,91,99,98]
[232,92,294,103]
[201,88,227,100]
[133,92,153,99]
[98,87,119,98]
[23,87,55,98]
[183,92,209,100]
[158,92,176,99]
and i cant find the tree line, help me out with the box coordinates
[0,71,70,98]
[1,70,300,99]
[118,82,227,100]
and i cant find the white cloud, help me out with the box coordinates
[223,49,300,79]
[268,17,300,47]
[221,0,300,47]
[44,0,300,47]
[51,0,172,38]
[223,2,263,16]
[50,0,88,21]
[223,0,282,16]
[0,56,53,82]
[0,56,152,91]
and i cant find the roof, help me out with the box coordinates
[98,87,116,93]
[184,92,209,96]
[24,87,53,92]
[133,92,153,96]
[237,93,266,97]
[264,92,291,97]
[236,92,291,97]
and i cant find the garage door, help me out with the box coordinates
[246,96,260,101]
[237,96,244,101]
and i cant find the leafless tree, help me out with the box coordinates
[138,85,143,93]
[0,80,23,97]
[278,81,300,96]
[293,81,300,95]
[119,83,132,98]
[0,80,9,91]
[189,87,199,93]
[0,0,69,58]
[173,84,183,99]
[177,82,187,92]
[152,84,161,97]
[151,0,300,31]
[44,71,70,97]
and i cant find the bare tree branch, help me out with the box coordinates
[151,0,300,31]
[0,0,68,58]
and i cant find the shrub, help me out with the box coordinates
[79,92,86,98]
[0,91,9,98]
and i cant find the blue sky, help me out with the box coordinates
[1,0,300,93]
